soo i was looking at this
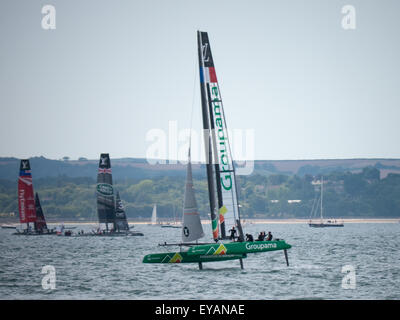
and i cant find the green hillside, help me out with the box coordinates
[1,164,400,221]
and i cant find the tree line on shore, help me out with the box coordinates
[0,166,399,220]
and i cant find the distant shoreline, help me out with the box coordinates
[241,218,400,224]
[1,218,399,227]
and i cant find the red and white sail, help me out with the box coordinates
[18,159,37,224]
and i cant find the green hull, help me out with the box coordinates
[143,251,246,263]
[143,240,291,264]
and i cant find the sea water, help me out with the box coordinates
[0,223,399,299]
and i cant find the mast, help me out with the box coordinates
[197,31,244,241]
[198,31,219,241]
[96,153,116,230]
[320,176,323,221]
[18,159,37,230]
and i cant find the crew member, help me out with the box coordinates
[229,226,237,241]
[257,231,266,241]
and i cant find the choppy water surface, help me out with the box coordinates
[0,223,399,299]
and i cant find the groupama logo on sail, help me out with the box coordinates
[210,86,232,191]
[96,183,114,196]
[201,38,233,192]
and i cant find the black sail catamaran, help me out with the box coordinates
[94,153,143,236]
[96,153,116,232]
[14,160,55,235]
[143,31,291,269]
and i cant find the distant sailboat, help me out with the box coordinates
[309,176,344,228]
[160,223,181,229]
[14,160,55,235]
[93,153,143,236]
[149,204,160,225]
[161,204,181,228]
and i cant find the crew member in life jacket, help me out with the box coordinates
[229,226,237,241]
[246,233,254,242]
[256,231,266,241]
[266,231,273,241]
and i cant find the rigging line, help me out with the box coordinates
[309,194,316,219]
[309,194,318,220]
[214,81,241,222]
[189,49,198,153]
[311,193,321,220]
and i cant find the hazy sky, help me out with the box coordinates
[0,0,399,161]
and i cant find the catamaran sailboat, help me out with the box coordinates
[308,176,344,227]
[92,153,143,236]
[143,31,291,269]
[14,160,55,235]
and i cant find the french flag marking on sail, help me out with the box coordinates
[200,66,218,84]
